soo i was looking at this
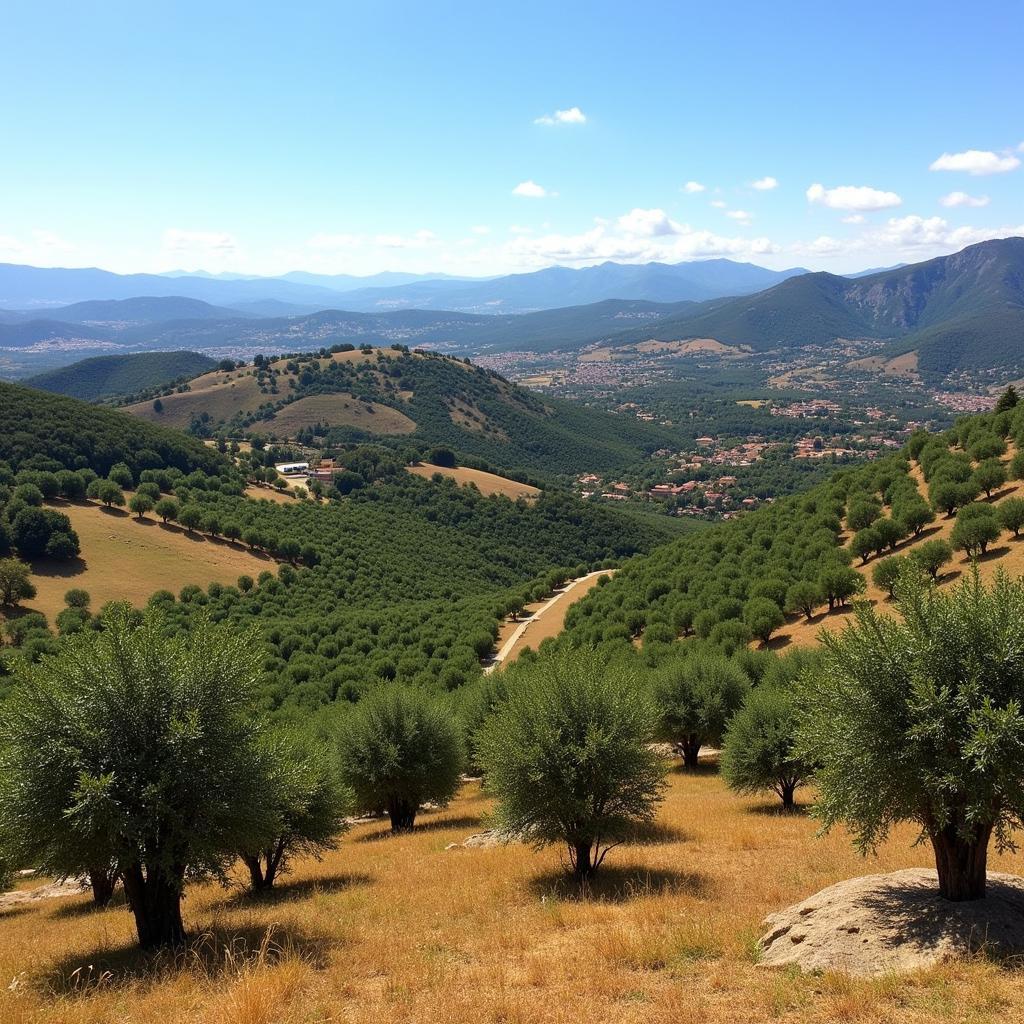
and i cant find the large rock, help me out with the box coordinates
[760,868,1024,976]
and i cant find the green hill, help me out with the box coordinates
[123,347,678,477]
[26,350,217,402]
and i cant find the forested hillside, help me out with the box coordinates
[26,351,217,401]
[124,346,676,475]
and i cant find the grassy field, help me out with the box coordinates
[2,770,1023,1024]
[268,394,415,436]
[407,463,541,501]
[18,500,272,622]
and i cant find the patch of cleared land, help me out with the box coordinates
[17,500,272,622]
[3,770,1024,1024]
[849,350,920,378]
[267,394,415,436]
[736,399,769,408]
[407,463,541,501]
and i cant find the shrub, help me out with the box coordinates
[653,652,750,767]
[64,587,90,609]
[477,648,666,878]
[972,458,1006,499]
[910,538,953,580]
[743,597,784,645]
[797,568,1024,901]
[0,608,275,946]
[129,493,154,519]
[337,685,464,832]
[722,683,810,809]
[154,497,179,524]
[950,507,1001,557]
[0,558,36,607]
[785,580,822,620]
[998,497,1024,537]
[240,730,353,892]
[871,555,909,597]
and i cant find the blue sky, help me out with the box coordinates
[2,0,1022,277]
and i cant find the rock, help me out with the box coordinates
[0,877,89,909]
[445,829,515,851]
[760,868,1024,976]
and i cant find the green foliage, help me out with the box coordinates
[910,538,953,580]
[653,652,750,767]
[721,680,810,808]
[743,597,784,645]
[0,558,36,606]
[998,497,1024,537]
[241,730,353,891]
[972,458,1006,499]
[0,608,276,946]
[950,504,1001,557]
[154,497,179,523]
[477,647,666,878]
[995,385,1020,413]
[129,493,154,519]
[871,555,909,597]
[336,685,465,832]
[797,568,1024,900]
[785,580,822,620]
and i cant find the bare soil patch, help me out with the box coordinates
[407,463,540,501]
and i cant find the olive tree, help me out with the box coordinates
[722,683,810,809]
[0,558,36,607]
[241,731,353,892]
[653,652,750,767]
[797,568,1024,901]
[0,607,276,947]
[337,685,464,832]
[477,648,666,879]
[910,538,953,580]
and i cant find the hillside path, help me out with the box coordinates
[485,570,614,672]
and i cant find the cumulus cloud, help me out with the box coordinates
[751,176,778,190]
[682,181,706,193]
[710,199,727,209]
[534,106,586,126]
[929,149,1020,175]
[512,180,554,198]
[940,191,990,208]
[502,207,776,269]
[726,209,753,224]
[807,183,902,211]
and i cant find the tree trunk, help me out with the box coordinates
[243,853,268,893]
[572,840,595,879]
[929,822,992,901]
[680,736,701,768]
[121,863,186,948]
[88,864,118,906]
[779,780,796,809]
[388,798,417,833]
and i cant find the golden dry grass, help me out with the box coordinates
[3,771,1023,1024]
[407,463,541,501]
[267,394,416,437]
[17,499,272,622]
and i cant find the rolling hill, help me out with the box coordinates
[123,347,678,476]
[25,350,217,401]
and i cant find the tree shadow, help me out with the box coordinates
[985,486,1017,504]
[98,506,129,518]
[132,516,158,527]
[354,813,484,843]
[745,800,811,817]
[40,921,338,999]
[669,760,720,777]
[620,819,692,846]
[225,870,372,907]
[762,633,792,651]
[527,864,714,904]
[28,555,87,580]
[979,545,1011,562]
[49,890,127,919]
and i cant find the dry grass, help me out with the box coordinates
[267,394,416,437]
[16,499,272,622]
[407,463,541,502]
[3,771,1023,1023]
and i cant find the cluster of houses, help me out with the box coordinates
[770,398,843,418]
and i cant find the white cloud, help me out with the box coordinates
[751,176,778,191]
[682,181,706,193]
[0,229,75,265]
[616,208,679,237]
[808,235,845,255]
[806,182,902,211]
[710,199,727,209]
[471,224,491,235]
[842,214,866,224]
[534,106,587,126]
[512,180,554,198]
[930,149,1020,175]
[939,191,990,208]
[726,209,753,224]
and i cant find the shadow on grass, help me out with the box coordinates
[98,506,129,518]
[761,633,792,651]
[528,864,714,904]
[669,760,720,778]
[225,871,372,907]
[41,921,337,999]
[355,813,484,843]
[29,555,86,581]
[49,890,127,920]
[620,819,692,846]
[745,800,811,817]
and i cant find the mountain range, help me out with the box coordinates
[0,257,804,314]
